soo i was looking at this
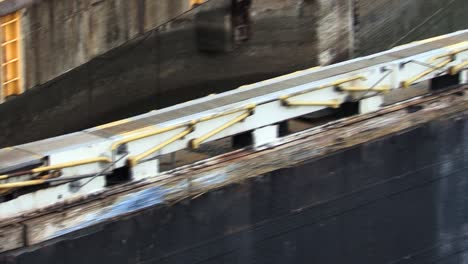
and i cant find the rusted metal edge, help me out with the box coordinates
[0,86,467,253]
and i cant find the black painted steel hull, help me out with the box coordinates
[3,109,468,264]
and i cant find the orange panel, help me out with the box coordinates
[0,11,21,100]
[190,0,205,7]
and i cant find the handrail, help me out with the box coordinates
[110,122,193,151]
[197,104,256,122]
[401,44,468,88]
[450,60,468,75]
[337,85,391,92]
[281,99,342,109]
[0,179,47,189]
[190,107,255,149]
[401,58,453,88]
[127,126,195,167]
[110,105,257,152]
[279,76,367,101]
[429,46,468,62]
[0,157,112,180]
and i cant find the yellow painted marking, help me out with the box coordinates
[118,125,156,137]
[417,35,446,44]
[283,99,342,109]
[0,179,46,189]
[450,60,468,75]
[111,123,192,151]
[340,85,391,93]
[1,157,111,180]
[95,118,131,130]
[402,58,452,88]
[446,41,468,50]
[190,111,252,149]
[331,76,367,86]
[128,127,194,167]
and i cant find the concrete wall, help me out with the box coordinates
[20,0,191,90]
[356,0,468,55]
[0,0,35,16]
[0,0,353,147]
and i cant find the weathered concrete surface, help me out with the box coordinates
[0,0,35,16]
[356,0,468,55]
[0,88,467,263]
[20,0,191,90]
[15,0,467,89]
[0,0,353,147]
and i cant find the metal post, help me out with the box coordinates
[359,95,383,114]
[253,125,278,148]
[460,69,468,84]
[170,152,177,168]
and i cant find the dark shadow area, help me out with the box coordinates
[430,73,460,91]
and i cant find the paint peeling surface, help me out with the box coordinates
[52,187,167,239]
[192,170,229,189]
[49,171,229,239]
